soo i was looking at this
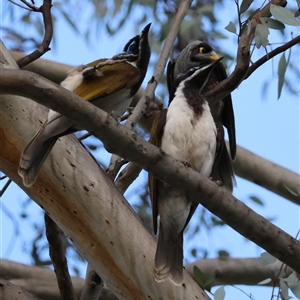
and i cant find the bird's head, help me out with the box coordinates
[121,23,151,96]
[173,41,220,79]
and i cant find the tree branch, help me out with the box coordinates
[246,35,300,79]
[17,0,53,68]
[44,214,77,300]
[107,0,193,176]
[0,278,40,300]
[1,258,294,300]
[231,143,300,205]
[204,0,288,103]
[1,67,299,275]
[9,52,299,205]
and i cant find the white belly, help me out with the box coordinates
[161,93,216,178]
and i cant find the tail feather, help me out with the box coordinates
[18,125,58,187]
[154,224,184,285]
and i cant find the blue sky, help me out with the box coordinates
[1,1,299,299]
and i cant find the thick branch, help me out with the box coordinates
[0,278,40,300]
[0,259,115,300]
[231,143,300,205]
[186,258,294,287]
[9,52,299,205]
[1,258,294,300]
[1,68,299,274]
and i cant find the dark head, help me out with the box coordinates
[181,57,224,93]
[123,23,151,97]
[173,41,220,79]
[167,40,223,104]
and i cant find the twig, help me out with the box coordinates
[204,0,287,103]
[115,162,143,194]
[45,213,77,300]
[8,0,33,10]
[107,0,193,179]
[80,264,103,300]
[2,67,300,274]
[78,132,92,141]
[17,0,53,68]
[245,35,300,79]
[0,178,12,197]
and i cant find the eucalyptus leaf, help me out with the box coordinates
[278,52,287,99]
[257,252,277,265]
[280,279,291,300]
[286,272,300,299]
[255,24,269,48]
[240,0,254,14]
[270,4,299,26]
[260,17,285,30]
[258,278,272,285]
[193,265,208,288]
[249,195,264,206]
[225,21,237,34]
[214,286,225,300]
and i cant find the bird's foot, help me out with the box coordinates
[210,179,223,187]
[82,66,103,78]
[181,161,191,168]
[208,81,219,90]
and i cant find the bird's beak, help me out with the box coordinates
[209,54,220,61]
[201,56,224,71]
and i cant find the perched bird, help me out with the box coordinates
[167,41,236,191]
[149,58,224,285]
[19,23,151,187]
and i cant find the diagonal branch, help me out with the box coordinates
[8,51,300,205]
[204,0,288,103]
[107,0,193,176]
[1,67,299,274]
[245,35,300,79]
[45,214,77,300]
[17,0,53,68]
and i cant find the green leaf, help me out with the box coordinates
[249,195,264,206]
[258,278,272,285]
[193,265,215,291]
[211,216,226,226]
[270,4,299,26]
[191,248,197,258]
[214,286,225,300]
[260,17,285,30]
[278,52,287,99]
[240,0,254,14]
[218,250,230,258]
[257,252,277,266]
[246,21,252,35]
[225,21,237,34]
[280,279,292,300]
[255,24,269,48]
[193,266,208,288]
[284,272,300,299]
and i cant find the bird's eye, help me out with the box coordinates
[127,41,137,54]
[199,47,209,54]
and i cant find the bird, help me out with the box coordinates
[167,41,236,191]
[19,23,151,187]
[149,57,224,285]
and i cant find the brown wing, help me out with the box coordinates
[148,108,168,234]
[214,62,236,160]
[166,60,176,104]
[75,60,140,102]
[211,122,235,192]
